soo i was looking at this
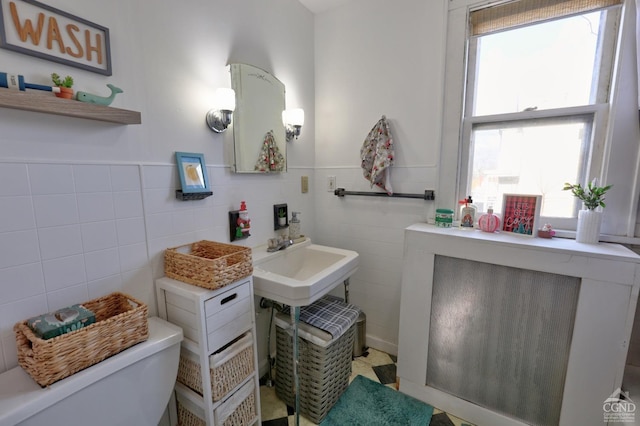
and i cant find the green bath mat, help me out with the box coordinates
[320,375,434,425]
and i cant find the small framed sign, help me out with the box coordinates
[175,152,212,200]
[0,0,112,75]
[501,194,542,237]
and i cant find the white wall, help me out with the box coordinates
[314,0,448,354]
[0,0,315,374]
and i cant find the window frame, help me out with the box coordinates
[439,0,640,239]
[460,106,609,230]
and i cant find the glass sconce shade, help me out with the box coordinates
[283,108,304,126]
[215,88,236,111]
[283,108,304,141]
[206,88,236,133]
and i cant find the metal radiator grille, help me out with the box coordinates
[427,255,580,425]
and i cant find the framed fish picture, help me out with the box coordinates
[175,152,212,200]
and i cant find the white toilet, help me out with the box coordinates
[0,317,183,426]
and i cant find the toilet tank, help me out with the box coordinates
[0,317,183,426]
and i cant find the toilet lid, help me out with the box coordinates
[0,317,182,426]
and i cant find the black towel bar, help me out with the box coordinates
[334,188,435,200]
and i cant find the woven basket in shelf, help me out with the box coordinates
[176,401,206,426]
[177,332,255,401]
[14,292,148,387]
[176,379,257,426]
[219,390,256,426]
[164,240,252,290]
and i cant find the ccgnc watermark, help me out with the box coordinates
[603,388,636,423]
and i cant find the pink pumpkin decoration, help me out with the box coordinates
[478,208,500,233]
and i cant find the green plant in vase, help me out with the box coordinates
[563,178,612,243]
[563,179,612,210]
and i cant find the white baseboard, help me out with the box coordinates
[365,334,398,357]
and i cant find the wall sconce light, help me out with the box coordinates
[283,108,305,141]
[206,88,236,133]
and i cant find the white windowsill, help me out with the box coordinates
[551,230,640,247]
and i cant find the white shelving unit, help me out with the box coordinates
[156,276,261,425]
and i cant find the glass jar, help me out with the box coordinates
[435,208,454,228]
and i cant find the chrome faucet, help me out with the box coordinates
[267,237,293,252]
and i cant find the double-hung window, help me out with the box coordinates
[441,0,639,237]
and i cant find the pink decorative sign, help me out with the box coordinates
[501,194,542,237]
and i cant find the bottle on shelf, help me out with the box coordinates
[289,212,301,240]
[459,196,477,228]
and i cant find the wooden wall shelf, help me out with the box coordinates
[0,89,141,124]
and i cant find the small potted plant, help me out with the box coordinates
[277,208,287,227]
[51,73,74,99]
[563,179,612,244]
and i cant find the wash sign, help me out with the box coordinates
[0,0,111,75]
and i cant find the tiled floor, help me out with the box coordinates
[259,348,474,426]
[623,365,640,426]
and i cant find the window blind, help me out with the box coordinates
[470,0,622,36]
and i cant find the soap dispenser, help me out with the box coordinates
[459,196,477,228]
[289,211,301,240]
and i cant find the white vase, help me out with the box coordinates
[576,209,602,244]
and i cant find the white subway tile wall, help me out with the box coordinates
[316,167,437,355]
[0,163,148,371]
[0,197,35,233]
[38,225,83,260]
[42,255,86,292]
[0,162,314,373]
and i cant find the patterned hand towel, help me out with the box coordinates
[255,130,285,172]
[360,115,394,195]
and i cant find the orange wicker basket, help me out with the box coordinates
[14,292,149,387]
[164,241,252,290]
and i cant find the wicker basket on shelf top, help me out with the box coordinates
[164,241,253,290]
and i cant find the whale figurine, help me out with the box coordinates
[76,84,123,106]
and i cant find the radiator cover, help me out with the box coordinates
[427,255,580,425]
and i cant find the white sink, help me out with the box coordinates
[252,238,359,306]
